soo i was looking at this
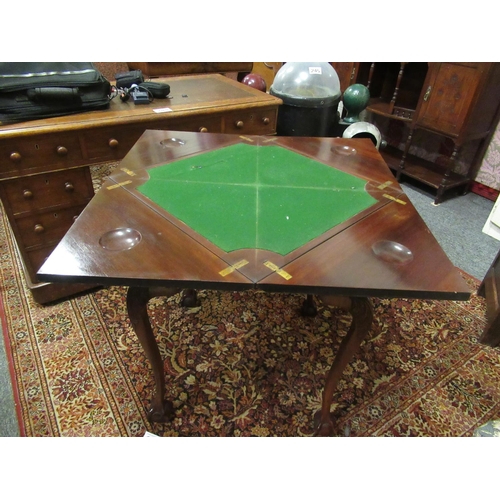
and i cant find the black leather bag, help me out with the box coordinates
[114,70,144,88]
[0,62,111,123]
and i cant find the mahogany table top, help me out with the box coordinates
[38,130,471,302]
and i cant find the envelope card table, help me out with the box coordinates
[38,130,470,435]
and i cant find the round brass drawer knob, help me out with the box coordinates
[57,146,68,156]
[64,182,74,192]
[262,117,270,125]
[199,127,208,133]
[109,138,119,149]
[34,224,45,233]
[235,121,244,129]
[23,189,33,199]
[10,151,22,162]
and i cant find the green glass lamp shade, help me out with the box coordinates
[342,84,370,123]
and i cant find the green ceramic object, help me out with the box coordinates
[343,84,370,123]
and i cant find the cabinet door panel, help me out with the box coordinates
[416,63,481,138]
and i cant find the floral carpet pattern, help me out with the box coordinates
[1,166,500,437]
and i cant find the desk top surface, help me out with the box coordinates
[0,74,281,137]
[38,130,471,301]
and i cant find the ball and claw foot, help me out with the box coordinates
[147,400,174,423]
[313,410,334,436]
[301,295,318,317]
[181,289,199,308]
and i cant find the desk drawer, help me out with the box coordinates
[82,117,224,162]
[0,133,83,178]
[223,108,277,135]
[16,203,88,250]
[26,245,58,283]
[1,167,94,216]
[165,115,222,134]
[82,125,146,161]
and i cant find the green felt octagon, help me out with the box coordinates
[137,143,377,255]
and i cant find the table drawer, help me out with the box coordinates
[0,133,84,178]
[1,167,94,216]
[16,203,88,250]
[223,108,277,135]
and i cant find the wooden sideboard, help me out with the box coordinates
[0,74,281,303]
[331,62,500,204]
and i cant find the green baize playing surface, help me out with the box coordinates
[137,143,377,256]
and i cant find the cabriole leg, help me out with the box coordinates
[314,296,373,436]
[126,286,180,422]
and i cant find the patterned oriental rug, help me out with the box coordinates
[1,165,500,437]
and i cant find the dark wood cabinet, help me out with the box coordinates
[416,63,482,136]
[332,62,500,204]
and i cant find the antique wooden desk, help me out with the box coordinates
[38,130,470,436]
[0,74,281,303]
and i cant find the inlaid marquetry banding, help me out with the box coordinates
[383,194,406,205]
[377,181,393,190]
[219,259,249,276]
[120,168,137,176]
[106,180,132,190]
[264,260,292,280]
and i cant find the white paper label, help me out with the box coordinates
[153,107,173,114]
